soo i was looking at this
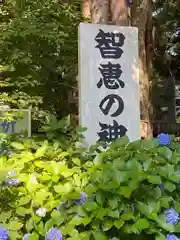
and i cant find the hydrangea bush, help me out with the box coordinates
[0,125,180,240]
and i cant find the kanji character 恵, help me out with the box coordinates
[97,62,124,89]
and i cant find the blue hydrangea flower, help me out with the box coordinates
[5,178,19,186]
[45,227,63,240]
[0,227,8,240]
[157,133,170,145]
[23,233,30,240]
[73,192,87,205]
[166,234,179,240]
[79,192,87,204]
[165,208,179,225]
[5,170,19,186]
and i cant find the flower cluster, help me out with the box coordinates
[165,208,179,225]
[0,227,8,240]
[72,192,87,205]
[166,234,179,240]
[23,233,30,240]
[165,209,180,240]
[5,170,19,186]
[45,227,63,240]
[157,133,171,145]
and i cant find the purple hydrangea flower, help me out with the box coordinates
[36,207,47,217]
[45,227,63,240]
[79,192,87,204]
[165,208,179,225]
[5,170,19,186]
[23,233,30,240]
[0,227,8,240]
[157,133,170,145]
[73,192,87,205]
[166,234,179,240]
[6,178,19,186]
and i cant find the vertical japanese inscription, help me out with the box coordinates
[94,29,127,142]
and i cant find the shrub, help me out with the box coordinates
[1,125,180,240]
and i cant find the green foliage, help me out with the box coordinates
[0,0,81,125]
[1,122,180,240]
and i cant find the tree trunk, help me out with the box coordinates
[82,0,91,19]
[91,0,109,23]
[82,0,153,138]
[131,0,153,138]
[110,0,130,25]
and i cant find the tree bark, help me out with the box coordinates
[110,0,130,25]
[91,0,109,24]
[131,0,153,138]
[82,0,91,19]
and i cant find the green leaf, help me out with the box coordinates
[93,230,108,240]
[72,157,81,166]
[9,221,23,231]
[54,183,72,194]
[108,198,118,209]
[136,202,149,217]
[121,212,134,221]
[45,219,53,232]
[26,218,34,232]
[35,221,46,236]
[83,201,99,212]
[155,233,166,240]
[158,147,172,160]
[0,211,12,222]
[16,207,31,216]
[95,208,107,220]
[110,136,129,148]
[119,186,132,198]
[174,201,180,213]
[102,220,113,231]
[68,229,80,240]
[34,191,50,205]
[93,155,103,166]
[114,219,125,229]
[164,181,176,192]
[8,230,21,240]
[134,218,149,230]
[51,210,65,226]
[35,144,48,158]
[44,200,60,211]
[11,142,25,150]
[107,209,119,219]
[160,196,172,208]
[29,232,39,240]
[18,195,31,206]
[147,175,161,184]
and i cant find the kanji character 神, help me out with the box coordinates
[97,62,124,89]
[95,29,125,59]
[99,94,124,117]
[97,120,127,142]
